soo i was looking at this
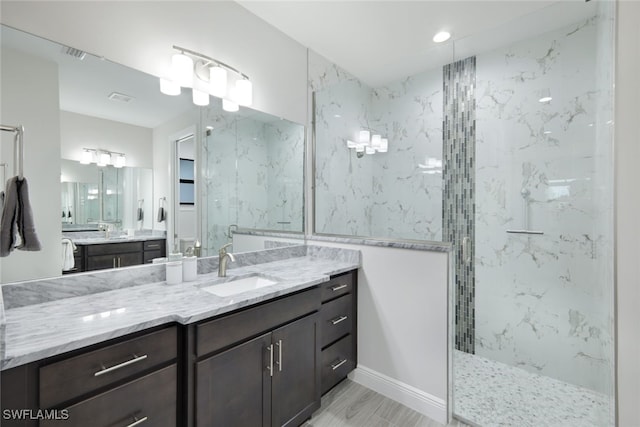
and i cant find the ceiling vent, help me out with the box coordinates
[61,46,86,60]
[108,92,135,103]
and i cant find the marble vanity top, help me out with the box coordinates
[70,234,167,245]
[0,245,360,370]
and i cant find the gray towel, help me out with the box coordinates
[0,177,41,257]
[137,207,144,221]
[157,206,166,222]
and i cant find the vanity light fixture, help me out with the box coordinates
[347,129,389,158]
[160,45,252,111]
[79,148,126,168]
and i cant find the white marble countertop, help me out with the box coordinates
[70,235,167,245]
[0,255,358,371]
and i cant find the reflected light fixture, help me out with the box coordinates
[160,45,252,111]
[348,129,389,158]
[79,148,126,168]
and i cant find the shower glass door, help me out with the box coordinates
[452,2,615,426]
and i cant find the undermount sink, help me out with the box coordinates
[200,275,278,297]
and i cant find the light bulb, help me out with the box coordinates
[172,53,193,87]
[80,149,93,164]
[365,146,375,155]
[355,145,365,153]
[114,154,126,168]
[97,152,110,167]
[160,77,180,96]
[209,66,227,98]
[358,130,370,144]
[433,31,451,43]
[222,98,239,112]
[347,140,357,148]
[236,79,253,106]
[193,88,210,106]
[379,138,388,153]
[371,134,382,148]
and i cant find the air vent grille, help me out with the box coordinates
[108,92,134,103]
[61,46,86,60]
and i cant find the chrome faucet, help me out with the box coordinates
[98,223,111,239]
[218,243,236,277]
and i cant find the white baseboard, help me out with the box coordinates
[349,365,448,425]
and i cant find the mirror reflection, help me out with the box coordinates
[0,23,306,282]
[61,159,153,231]
[200,107,305,254]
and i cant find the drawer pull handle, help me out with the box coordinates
[331,284,348,292]
[276,339,283,372]
[331,315,348,325]
[331,359,348,370]
[147,244,160,249]
[94,354,148,377]
[267,344,274,377]
[125,416,148,427]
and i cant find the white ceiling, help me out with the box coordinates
[238,0,596,87]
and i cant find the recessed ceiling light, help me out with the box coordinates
[538,96,553,103]
[108,92,134,103]
[433,31,451,43]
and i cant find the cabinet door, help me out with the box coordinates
[271,313,320,427]
[196,333,272,427]
[118,251,143,267]
[86,254,118,271]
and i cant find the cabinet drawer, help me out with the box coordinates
[196,287,320,357]
[143,250,162,263]
[87,242,143,256]
[40,326,177,408]
[321,334,355,395]
[320,294,353,348]
[321,271,354,302]
[41,364,177,427]
[143,240,165,251]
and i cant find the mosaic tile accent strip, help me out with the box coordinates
[443,56,476,354]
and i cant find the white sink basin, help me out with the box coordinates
[200,275,278,297]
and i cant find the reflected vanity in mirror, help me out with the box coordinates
[61,159,153,231]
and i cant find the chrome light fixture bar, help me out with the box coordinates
[160,45,252,112]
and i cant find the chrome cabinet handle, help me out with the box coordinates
[331,359,347,370]
[275,340,283,372]
[147,244,160,249]
[331,284,348,292]
[118,257,121,268]
[125,416,148,427]
[267,344,274,377]
[331,316,348,325]
[113,258,116,268]
[94,354,148,377]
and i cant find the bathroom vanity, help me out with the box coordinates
[0,245,359,427]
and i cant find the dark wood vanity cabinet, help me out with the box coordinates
[319,270,358,395]
[0,325,179,427]
[191,287,322,427]
[76,238,166,272]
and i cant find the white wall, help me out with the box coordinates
[234,234,450,424]
[0,47,61,282]
[0,1,308,125]
[60,111,153,168]
[614,2,640,426]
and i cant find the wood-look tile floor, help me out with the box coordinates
[303,380,470,427]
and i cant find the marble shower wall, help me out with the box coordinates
[202,109,304,252]
[311,51,443,241]
[474,17,614,394]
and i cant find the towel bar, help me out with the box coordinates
[0,124,24,180]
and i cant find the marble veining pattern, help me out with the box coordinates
[474,17,614,394]
[454,350,613,427]
[202,108,304,253]
[0,245,360,370]
[310,50,443,242]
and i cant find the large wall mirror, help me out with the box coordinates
[0,23,305,282]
